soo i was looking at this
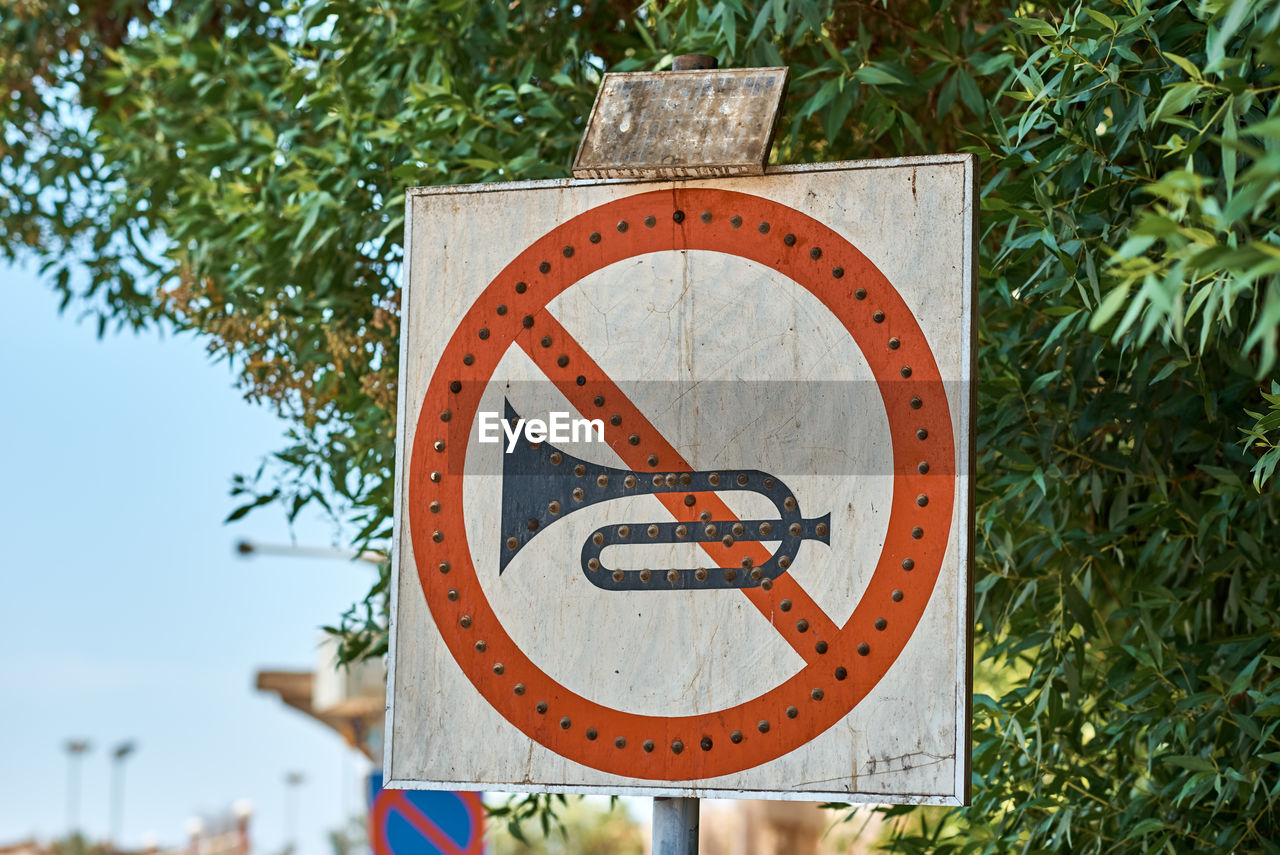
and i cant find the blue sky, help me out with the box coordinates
[1,259,375,855]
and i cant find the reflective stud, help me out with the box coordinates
[875,618,887,631]
[910,396,923,409]
[463,354,475,365]
[434,440,445,452]
[449,380,461,393]
[917,428,929,440]
[778,556,791,570]
[587,558,600,571]
[439,562,450,574]
[624,475,637,488]
[810,247,822,260]
[917,494,928,507]
[902,558,915,570]
[694,568,708,581]
[615,737,626,748]
[737,473,749,486]
[589,232,601,244]
[684,494,696,506]
[701,211,712,223]
[562,245,574,258]
[506,537,518,550]
[610,415,622,426]
[780,599,792,612]
[574,464,586,477]
[643,740,655,752]
[672,740,684,754]
[784,497,797,510]
[911,527,923,539]
[652,475,664,487]
[783,233,796,246]
[705,525,717,537]
[832,266,844,278]
[815,641,828,654]
[749,568,763,581]
[514,683,525,695]
[858,643,870,656]
[441,410,452,422]
[759,522,772,536]
[587,728,598,740]
[758,721,770,733]
[672,210,685,223]
[629,434,640,445]
[811,688,824,701]
[447,589,459,601]
[667,569,679,583]
[901,366,912,378]
[700,736,713,751]
[889,337,901,350]
[515,281,528,293]
[764,478,775,489]
[617,221,628,233]
[576,375,586,386]
[723,568,737,583]
[572,488,584,501]
[796,620,809,633]
[758,222,770,234]
[475,640,487,652]
[536,702,548,714]
[648,455,659,467]
[789,523,802,536]
[522,315,535,328]
[593,395,604,407]
[592,532,605,546]
[892,589,904,602]
[526,518,539,531]
[493,663,504,675]
[433,530,444,543]
[679,473,692,486]
[460,615,472,628]
[700,511,712,522]
[732,523,745,536]
[722,535,734,547]
[665,474,678,487]
[918,461,929,474]
[873,311,885,323]
[538,262,550,274]
[647,524,659,538]
[835,667,847,680]
[815,522,828,537]
[618,526,630,538]
[561,717,572,729]
[708,473,721,486]
[644,216,656,228]
[855,288,867,300]
[430,501,441,513]
[549,501,561,515]
[730,216,743,228]
[639,569,652,582]
[612,570,625,583]
[598,475,610,488]
[550,452,562,465]
[557,354,569,367]
[730,731,743,744]
[541,335,552,348]
[786,706,798,719]
[496,304,507,315]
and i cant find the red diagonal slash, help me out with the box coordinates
[373,790,477,855]
[516,309,839,665]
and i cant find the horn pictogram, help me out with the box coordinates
[498,401,830,590]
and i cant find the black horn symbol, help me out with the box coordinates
[498,401,831,591]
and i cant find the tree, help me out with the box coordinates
[5,0,1278,850]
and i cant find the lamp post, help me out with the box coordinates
[283,771,305,855]
[64,739,92,841]
[109,741,138,850]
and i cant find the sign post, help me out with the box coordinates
[386,61,976,855]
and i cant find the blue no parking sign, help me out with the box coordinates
[368,772,485,855]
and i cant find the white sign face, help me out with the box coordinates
[387,156,976,804]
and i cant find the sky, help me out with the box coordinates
[1,259,376,855]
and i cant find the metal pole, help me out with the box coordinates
[65,739,91,841]
[651,797,699,855]
[109,741,137,850]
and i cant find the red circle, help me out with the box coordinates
[409,188,956,779]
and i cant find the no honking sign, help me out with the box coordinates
[387,156,976,804]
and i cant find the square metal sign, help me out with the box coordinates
[387,156,976,804]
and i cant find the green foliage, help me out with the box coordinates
[488,795,644,855]
[5,0,1279,851]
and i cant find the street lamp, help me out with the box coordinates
[109,741,138,850]
[283,771,305,855]
[234,539,384,565]
[64,739,92,841]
